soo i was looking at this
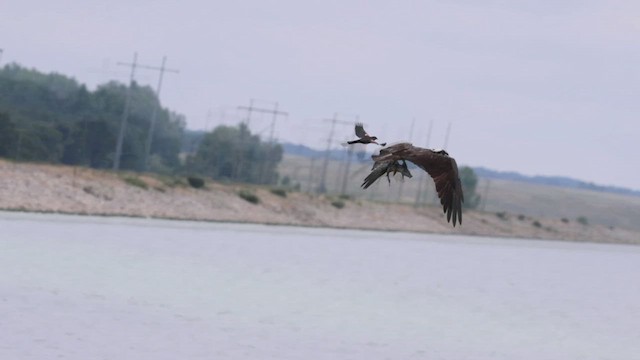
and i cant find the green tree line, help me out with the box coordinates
[459,166,481,209]
[0,63,184,171]
[187,123,283,184]
[0,63,283,184]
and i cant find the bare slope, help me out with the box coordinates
[0,159,638,244]
[277,154,640,231]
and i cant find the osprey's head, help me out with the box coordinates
[370,136,378,141]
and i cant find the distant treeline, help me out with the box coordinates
[0,63,184,171]
[474,167,640,197]
[0,63,283,184]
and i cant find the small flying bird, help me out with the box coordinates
[347,123,386,146]
[361,143,464,226]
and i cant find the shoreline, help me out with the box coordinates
[1,159,638,245]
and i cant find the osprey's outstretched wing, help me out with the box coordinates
[363,163,390,188]
[362,143,464,226]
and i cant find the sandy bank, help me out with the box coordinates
[0,160,638,244]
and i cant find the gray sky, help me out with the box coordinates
[2,0,639,190]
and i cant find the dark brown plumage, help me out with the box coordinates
[347,123,386,146]
[364,159,413,186]
[361,143,464,226]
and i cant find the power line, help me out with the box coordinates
[234,100,288,183]
[268,102,283,144]
[239,99,255,126]
[415,119,434,207]
[318,113,353,193]
[237,100,288,139]
[204,109,213,131]
[425,119,433,148]
[339,114,359,195]
[340,146,355,195]
[318,114,337,193]
[112,53,179,171]
[307,157,317,193]
[113,52,138,171]
[443,122,452,149]
[142,56,179,171]
[481,179,492,211]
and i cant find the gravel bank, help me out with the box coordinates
[1,160,637,244]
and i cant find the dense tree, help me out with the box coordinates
[181,129,206,154]
[0,112,18,157]
[17,123,64,161]
[459,166,481,209]
[0,63,185,171]
[189,123,283,184]
[60,118,116,168]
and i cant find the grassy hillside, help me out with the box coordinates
[277,154,640,231]
[478,178,640,231]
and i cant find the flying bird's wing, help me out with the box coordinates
[354,123,367,138]
[362,161,394,188]
[364,143,464,226]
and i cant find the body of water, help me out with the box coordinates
[1,211,639,359]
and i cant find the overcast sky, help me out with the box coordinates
[1,0,639,189]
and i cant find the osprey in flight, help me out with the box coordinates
[362,143,464,226]
[347,123,386,146]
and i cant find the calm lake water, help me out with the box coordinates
[1,211,639,360]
